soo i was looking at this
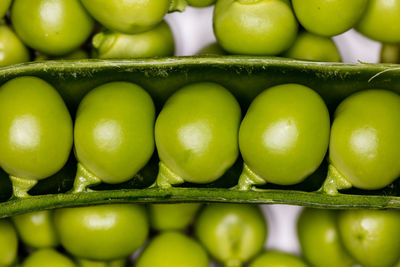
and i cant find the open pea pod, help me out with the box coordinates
[0,56,399,218]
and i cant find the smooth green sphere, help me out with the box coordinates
[0,25,30,67]
[11,0,94,55]
[213,0,298,55]
[136,231,209,267]
[54,204,149,261]
[0,76,73,180]
[329,90,400,190]
[74,82,155,184]
[249,251,308,267]
[22,249,76,267]
[0,219,18,266]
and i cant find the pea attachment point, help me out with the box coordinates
[152,161,185,189]
[10,175,38,198]
[71,163,101,193]
[169,0,187,12]
[236,163,266,190]
[319,164,352,195]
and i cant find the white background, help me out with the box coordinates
[164,6,382,256]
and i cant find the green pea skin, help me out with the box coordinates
[136,231,209,267]
[337,209,400,267]
[213,0,298,55]
[54,204,148,261]
[0,24,30,67]
[356,0,400,43]
[80,0,170,34]
[149,203,202,231]
[284,32,341,62]
[326,90,400,193]
[195,204,267,267]
[380,43,400,63]
[0,76,73,197]
[12,210,59,249]
[292,0,368,37]
[76,258,126,267]
[92,21,174,59]
[0,219,18,266]
[196,42,226,55]
[238,84,330,189]
[11,0,94,56]
[186,0,215,7]
[73,82,155,191]
[0,0,11,18]
[154,82,241,187]
[297,208,354,267]
[249,251,308,267]
[22,249,76,267]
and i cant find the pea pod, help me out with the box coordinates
[0,57,399,216]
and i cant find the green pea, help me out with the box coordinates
[0,24,30,67]
[136,231,209,267]
[0,76,73,198]
[249,251,308,267]
[12,210,59,249]
[292,0,368,37]
[284,32,341,62]
[380,43,400,63]
[149,203,202,231]
[154,82,241,187]
[196,42,226,55]
[338,209,400,267]
[80,0,170,34]
[356,0,400,43]
[0,219,18,266]
[54,204,148,261]
[22,249,76,267]
[36,49,89,61]
[92,21,174,59]
[76,258,126,267]
[213,0,298,55]
[238,84,330,189]
[0,0,11,18]
[187,0,216,7]
[326,90,400,193]
[195,204,267,267]
[73,82,155,192]
[11,0,94,56]
[297,208,354,267]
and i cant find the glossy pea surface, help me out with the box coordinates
[239,83,330,185]
[329,90,400,190]
[195,204,267,267]
[81,0,170,34]
[92,21,174,59]
[249,251,308,267]
[74,82,155,184]
[22,249,76,267]
[0,25,30,67]
[0,76,73,180]
[338,209,400,267]
[356,0,400,43]
[11,0,94,56]
[149,203,202,231]
[284,31,341,62]
[12,210,59,249]
[0,0,11,18]
[155,82,241,184]
[297,208,354,267]
[136,231,209,267]
[292,0,368,37]
[213,0,298,55]
[54,204,148,261]
[76,258,126,267]
[0,219,18,266]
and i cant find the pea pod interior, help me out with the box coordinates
[0,56,399,216]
